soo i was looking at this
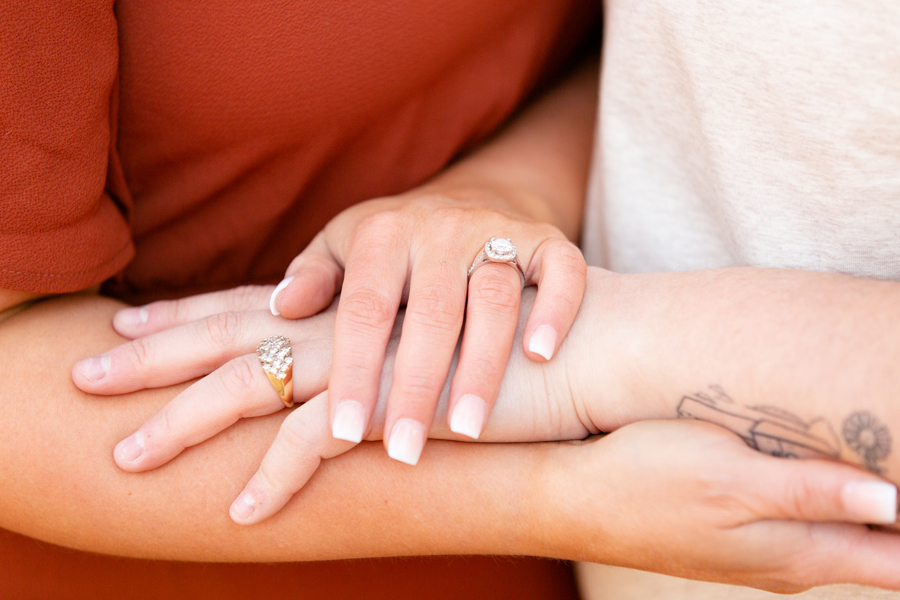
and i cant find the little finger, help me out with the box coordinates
[113,286,275,339]
[522,238,586,362]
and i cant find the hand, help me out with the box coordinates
[264,191,585,463]
[73,286,590,523]
[542,420,900,592]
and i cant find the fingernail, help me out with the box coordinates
[387,418,426,466]
[528,325,558,361]
[114,306,149,330]
[450,394,486,439]
[75,354,111,382]
[269,276,295,316]
[842,481,898,524]
[114,430,145,464]
[230,491,256,522]
[332,400,365,443]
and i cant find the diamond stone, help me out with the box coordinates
[486,237,516,260]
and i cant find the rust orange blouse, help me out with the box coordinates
[1,0,598,303]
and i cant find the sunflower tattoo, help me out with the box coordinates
[842,411,892,473]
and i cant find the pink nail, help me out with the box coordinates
[842,481,898,524]
[230,491,256,522]
[449,394,486,439]
[114,306,149,330]
[269,276,295,317]
[115,431,145,464]
[528,325,558,361]
[75,354,111,382]
[332,400,365,443]
[387,419,426,466]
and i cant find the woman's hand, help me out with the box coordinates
[542,419,900,592]
[73,284,589,522]
[267,191,585,464]
[111,191,586,467]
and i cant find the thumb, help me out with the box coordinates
[749,455,897,525]
[270,232,344,319]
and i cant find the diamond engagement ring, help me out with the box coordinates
[467,238,525,287]
[257,336,294,408]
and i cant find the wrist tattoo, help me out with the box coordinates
[676,385,892,473]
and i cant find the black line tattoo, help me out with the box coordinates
[677,386,893,473]
[677,386,840,460]
[843,411,892,474]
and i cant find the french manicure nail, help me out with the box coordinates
[387,418,426,466]
[76,354,111,382]
[842,481,898,524]
[230,491,256,521]
[332,400,365,443]
[528,325,558,361]
[115,306,149,329]
[115,430,145,464]
[269,276,295,316]
[450,394,486,439]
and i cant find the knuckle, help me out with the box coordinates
[395,371,444,404]
[340,289,396,332]
[548,241,587,279]
[407,284,463,331]
[229,285,266,310]
[470,271,520,311]
[785,475,819,520]
[277,414,317,456]
[220,356,258,394]
[204,312,242,349]
[123,336,151,370]
[355,211,404,245]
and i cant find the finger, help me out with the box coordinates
[270,232,344,319]
[804,523,900,589]
[112,353,312,472]
[747,454,898,525]
[230,391,356,525]
[521,238,586,362]
[382,255,467,465]
[73,310,322,394]
[446,263,521,439]
[113,285,275,339]
[328,213,408,444]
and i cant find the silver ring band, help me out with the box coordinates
[467,238,525,287]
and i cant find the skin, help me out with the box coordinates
[2,285,900,594]
[233,58,597,467]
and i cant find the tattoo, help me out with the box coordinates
[677,386,892,473]
[843,411,892,473]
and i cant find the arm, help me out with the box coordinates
[0,294,540,560]
[572,267,900,481]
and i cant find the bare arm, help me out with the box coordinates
[574,267,900,482]
[0,294,544,560]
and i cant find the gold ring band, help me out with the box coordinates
[257,335,294,408]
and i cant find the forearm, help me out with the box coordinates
[417,55,598,240]
[575,267,900,480]
[0,295,543,560]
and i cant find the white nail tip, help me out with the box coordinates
[528,325,558,361]
[387,419,426,466]
[269,276,295,316]
[332,400,365,443]
[450,394,486,439]
[843,481,898,524]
